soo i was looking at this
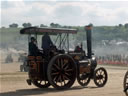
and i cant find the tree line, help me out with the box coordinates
[1,22,128,43]
[7,22,74,28]
[3,22,128,29]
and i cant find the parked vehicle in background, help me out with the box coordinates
[5,54,13,63]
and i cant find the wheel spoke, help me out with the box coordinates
[62,75,66,85]
[101,79,104,83]
[57,59,61,68]
[60,75,63,86]
[40,80,42,84]
[64,64,69,70]
[44,80,46,85]
[63,59,68,68]
[65,68,73,72]
[83,79,86,83]
[56,75,61,82]
[53,64,60,70]
[96,72,99,76]
[65,72,70,76]
[63,74,71,81]
[102,71,105,75]
[60,59,63,69]
[52,67,57,71]
[100,79,103,84]
[99,70,102,74]
[102,78,105,81]
[52,72,59,75]
[53,75,58,82]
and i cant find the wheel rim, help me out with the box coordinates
[124,71,128,95]
[77,73,91,86]
[94,67,107,87]
[48,55,76,89]
[33,80,50,88]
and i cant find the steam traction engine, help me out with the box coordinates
[20,25,108,89]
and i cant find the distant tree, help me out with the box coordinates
[55,23,61,28]
[50,22,55,27]
[34,25,39,27]
[40,24,47,27]
[119,24,123,27]
[89,23,93,27]
[62,25,72,28]
[68,26,72,28]
[15,23,18,27]
[63,26,68,28]
[22,23,27,28]
[22,23,32,28]
[9,23,18,28]
[124,23,128,28]
[27,23,32,27]
[50,23,61,28]
[2,26,6,28]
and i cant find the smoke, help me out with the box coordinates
[8,48,25,54]
[0,48,26,63]
[94,44,128,56]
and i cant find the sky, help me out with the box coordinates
[1,0,128,27]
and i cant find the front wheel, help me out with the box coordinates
[93,67,108,87]
[124,71,128,96]
[47,54,77,89]
[77,72,91,86]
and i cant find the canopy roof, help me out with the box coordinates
[20,27,77,35]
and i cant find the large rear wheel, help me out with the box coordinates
[47,54,77,89]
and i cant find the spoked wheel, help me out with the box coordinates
[47,54,77,89]
[123,71,128,96]
[93,67,108,87]
[77,72,91,86]
[33,80,51,88]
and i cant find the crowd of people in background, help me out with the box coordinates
[97,54,128,66]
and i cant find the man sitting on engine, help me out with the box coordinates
[29,37,40,56]
[41,33,54,56]
[74,43,83,52]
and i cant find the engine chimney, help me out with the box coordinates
[85,25,92,58]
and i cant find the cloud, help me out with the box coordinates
[1,1,128,27]
[1,1,31,26]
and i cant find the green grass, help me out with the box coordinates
[0,26,128,49]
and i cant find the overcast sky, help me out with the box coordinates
[1,0,128,27]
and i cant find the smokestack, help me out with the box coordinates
[85,25,92,58]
